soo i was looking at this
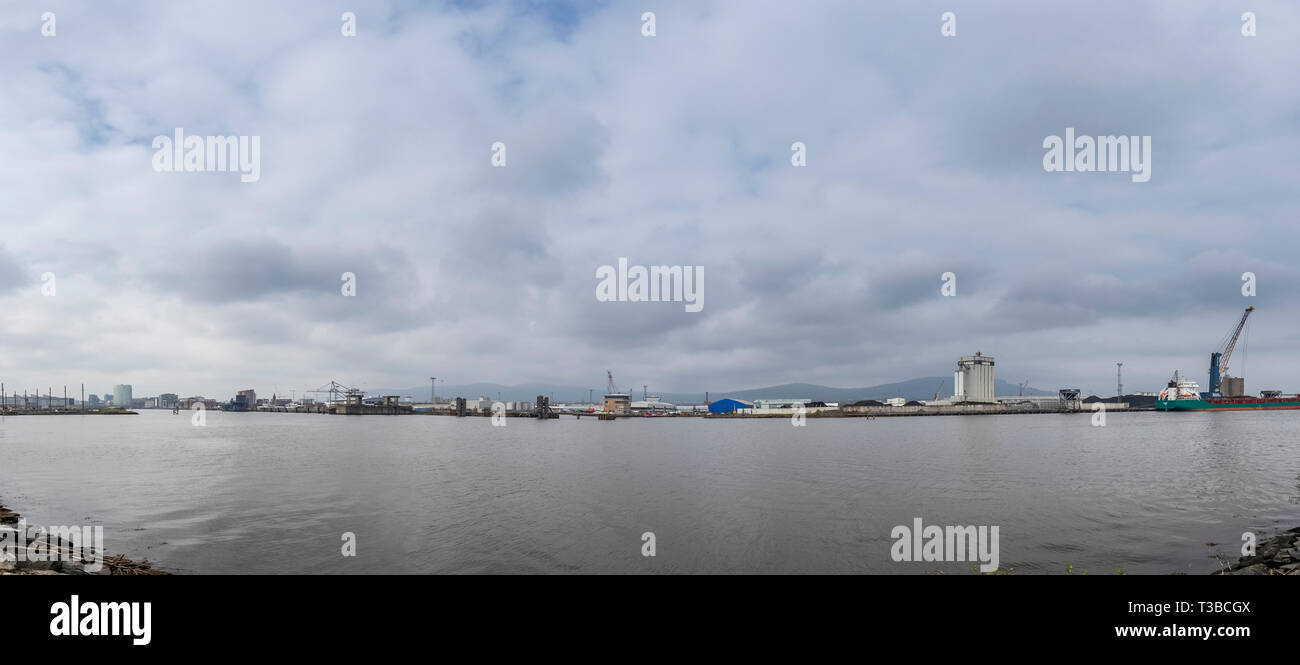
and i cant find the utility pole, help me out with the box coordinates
[1116,362,1123,398]
[588,389,593,405]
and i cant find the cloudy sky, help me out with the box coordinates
[1,1,1298,400]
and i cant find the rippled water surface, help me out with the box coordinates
[1,410,1296,573]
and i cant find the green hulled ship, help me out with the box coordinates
[1155,307,1300,411]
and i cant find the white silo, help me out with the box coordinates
[956,353,996,403]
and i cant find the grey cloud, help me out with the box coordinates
[1,1,1299,398]
[0,246,28,293]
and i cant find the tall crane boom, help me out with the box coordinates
[1208,306,1253,397]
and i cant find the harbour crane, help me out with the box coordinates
[306,380,363,405]
[1208,306,1253,397]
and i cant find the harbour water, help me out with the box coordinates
[1,410,1296,574]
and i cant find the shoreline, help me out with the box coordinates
[0,504,165,575]
[1213,527,1300,575]
[0,408,138,416]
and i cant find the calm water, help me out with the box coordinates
[1,410,1296,574]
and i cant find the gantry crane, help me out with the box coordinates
[306,380,362,405]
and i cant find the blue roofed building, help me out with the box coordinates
[707,398,753,414]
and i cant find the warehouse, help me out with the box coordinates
[707,398,753,414]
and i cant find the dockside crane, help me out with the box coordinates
[1207,306,1253,397]
[306,380,363,405]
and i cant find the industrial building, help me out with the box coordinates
[601,393,631,414]
[708,398,753,414]
[630,396,676,414]
[752,398,812,409]
[952,353,996,403]
[1221,376,1245,397]
[600,370,631,414]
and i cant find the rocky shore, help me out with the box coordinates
[1214,527,1300,575]
[0,505,165,575]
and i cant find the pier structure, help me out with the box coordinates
[330,394,413,415]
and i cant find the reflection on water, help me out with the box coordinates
[0,409,1296,573]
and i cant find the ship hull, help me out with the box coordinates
[1156,397,1300,411]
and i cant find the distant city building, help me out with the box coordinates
[86,394,101,407]
[102,394,113,404]
[180,397,218,409]
[159,393,179,408]
[113,384,133,409]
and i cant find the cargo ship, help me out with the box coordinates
[1155,371,1300,411]
[1155,306,1300,411]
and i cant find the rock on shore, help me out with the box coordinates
[0,505,164,575]
[1214,527,1300,575]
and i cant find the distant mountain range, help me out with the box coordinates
[368,377,1055,405]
